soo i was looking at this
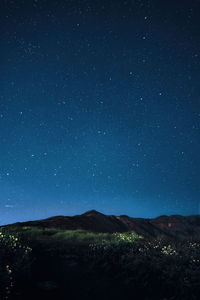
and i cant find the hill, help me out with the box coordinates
[1,212,200,299]
[3,210,200,239]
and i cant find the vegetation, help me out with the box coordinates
[0,229,32,299]
[0,226,200,299]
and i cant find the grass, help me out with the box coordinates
[3,226,142,247]
[0,226,200,299]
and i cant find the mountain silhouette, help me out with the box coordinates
[3,211,200,239]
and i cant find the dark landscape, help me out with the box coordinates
[1,0,199,299]
[0,210,200,300]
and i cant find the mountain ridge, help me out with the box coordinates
[2,210,200,239]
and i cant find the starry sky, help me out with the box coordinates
[0,0,200,224]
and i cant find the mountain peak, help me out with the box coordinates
[3,212,200,239]
[83,210,104,216]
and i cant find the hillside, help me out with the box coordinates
[4,210,200,239]
[1,212,200,299]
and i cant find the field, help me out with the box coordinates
[0,227,200,300]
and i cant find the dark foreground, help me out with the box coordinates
[0,227,200,300]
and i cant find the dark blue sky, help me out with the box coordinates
[0,0,199,224]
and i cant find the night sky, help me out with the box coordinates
[0,0,200,225]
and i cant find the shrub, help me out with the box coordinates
[0,229,32,299]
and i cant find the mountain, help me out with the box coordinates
[3,210,200,239]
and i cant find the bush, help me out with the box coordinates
[0,227,200,299]
[0,229,32,299]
